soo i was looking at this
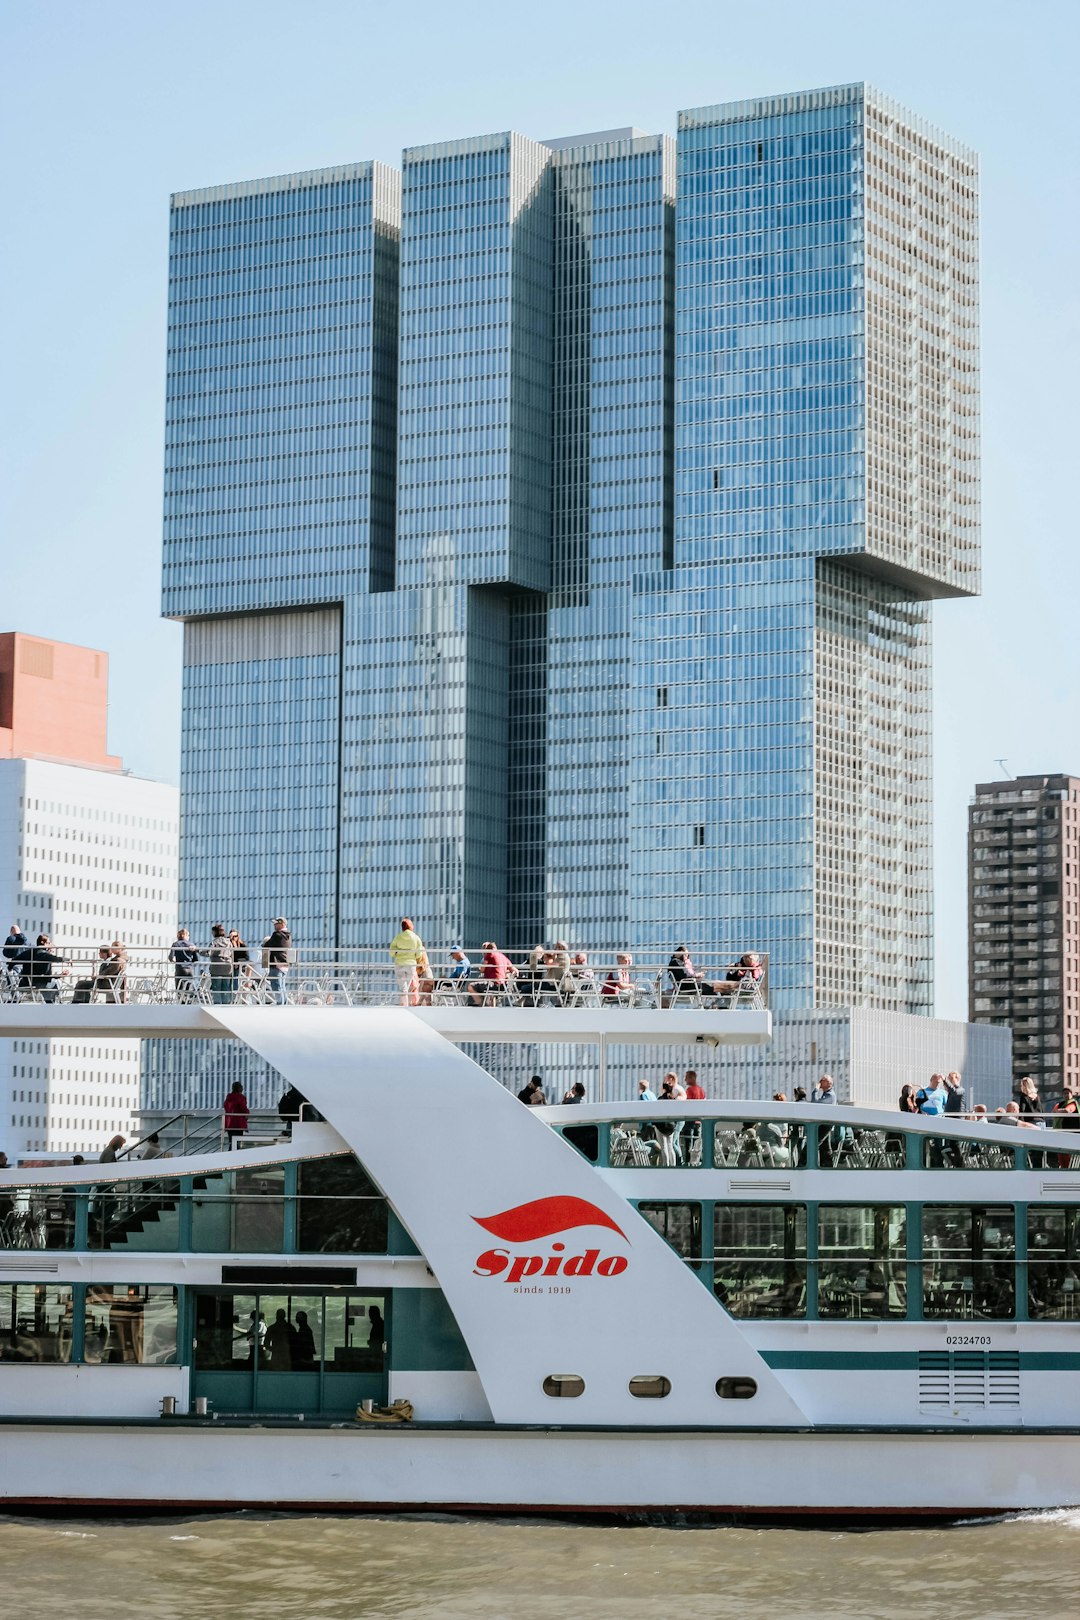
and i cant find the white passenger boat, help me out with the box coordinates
[0,1002,1078,1519]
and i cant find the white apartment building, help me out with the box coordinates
[0,633,178,1160]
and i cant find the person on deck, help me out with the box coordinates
[223,1081,250,1141]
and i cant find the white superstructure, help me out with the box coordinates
[0,1000,1077,1519]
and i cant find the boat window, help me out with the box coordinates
[191,1167,285,1253]
[713,1205,806,1318]
[0,1185,77,1250]
[195,1290,259,1369]
[297,1156,388,1253]
[1023,1138,1079,1173]
[325,1294,386,1374]
[921,1135,1015,1171]
[818,1206,907,1319]
[1029,1134,1080,1172]
[1028,1207,1080,1320]
[610,1120,697,1168]
[542,1374,585,1398]
[83,1285,178,1364]
[257,1291,323,1372]
[714,1120,796,1170]
[558,1123,599,1163]
[923,1206,1015,1319]
[637,1202,702,1270]
[193,1289,385,1374]
[715,1377,757,1399]
[815,1123,905,1170]
[90,1178,182,1251]
[0,1282,73,1363]
[629,1375,671,1398]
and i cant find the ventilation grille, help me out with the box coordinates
[918,1350,1020,1408]
[1041,1181,1080,1196]
[19,640,54,679]
[0,1258,59,1273]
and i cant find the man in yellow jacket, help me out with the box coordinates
[389,917,425,1006]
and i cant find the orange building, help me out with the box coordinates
[0,632,122,770]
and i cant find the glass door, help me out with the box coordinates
[191,1288,388,1416]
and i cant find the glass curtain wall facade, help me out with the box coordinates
[642,83,979,1012]
[163,159,400,950]
[158,87,979,1106]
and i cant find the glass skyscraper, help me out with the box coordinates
[157,84,979,1101]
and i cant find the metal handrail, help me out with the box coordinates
[0,947,769,1011]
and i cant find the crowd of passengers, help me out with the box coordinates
[388,919,762,1008]
[2,921,294,1007]
[531,1068,1080,1171]
[898,1071,1080,1133]
[2,916,764,1013]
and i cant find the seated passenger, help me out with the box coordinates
[667,945,722,999]
[601,953,635,1003]
[522,944,547,1003]
[714,951,764,996]
[534,952,563,1004]
[96,941,128,1004]
[468,943,517,1003]
[565,952,595,997]
[73,946,112,1004]
[449,948,471,978]
[426,947,471,999]
[13,934,67,1002]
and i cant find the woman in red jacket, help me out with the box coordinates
[223,1080,250,1141]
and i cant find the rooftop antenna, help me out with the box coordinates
[994,759,1013,779]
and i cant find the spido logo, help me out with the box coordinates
[471,1196,630,1284]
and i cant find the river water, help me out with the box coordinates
[1,1511,1077,1619]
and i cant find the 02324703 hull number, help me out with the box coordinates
[944,1335,994,1346]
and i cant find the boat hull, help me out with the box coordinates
[2,1423,1078,1518]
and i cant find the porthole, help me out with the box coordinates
[628,1375,671,1399]
[716,1377,758,1400]
[543,1374,585,1398]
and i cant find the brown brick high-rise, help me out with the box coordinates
[969,774,1080,1097]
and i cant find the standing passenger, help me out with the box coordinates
[389,917,425,1007]
[229,930,251,998]
[207,925,234,1005]
[263,918,292,1005]
[223,1081,250,1141]
[943,1072,966,1114]
[169,928,200,1002]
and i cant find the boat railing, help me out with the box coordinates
[0,946,767,1004]
[550,1108,1080,1173]
[0,947,768,1012]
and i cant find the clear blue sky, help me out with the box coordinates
[1,0,1076,1018]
